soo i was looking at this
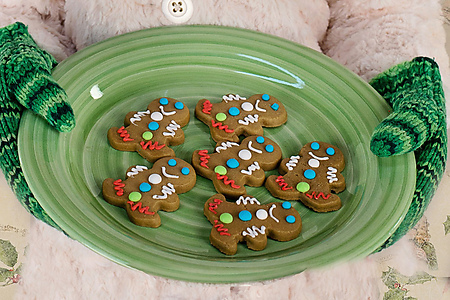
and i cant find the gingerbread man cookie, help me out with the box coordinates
[265,141,346,212]
[204,194,302,255]
[102,157,196,227]
[192,135,282,198]
[195,93,287,142]
[107,97,190,162]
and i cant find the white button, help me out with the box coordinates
[162,0,193,24]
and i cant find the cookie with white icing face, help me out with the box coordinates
[102,157,196,227]
[195,93,287,143]
[192,135,282,198]
[107,97,190,162]
[265,141,346,212]
[204,194,302,255]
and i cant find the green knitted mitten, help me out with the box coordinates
[370,57,447,250]
[0,22,75,228]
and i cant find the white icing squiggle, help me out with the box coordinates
[242,226,266,238]
[153,183,175,199]
[160,105,176,116]
[215,141,239,153]
[126,165,148,177]
[268,204,279,223]
[241,162,260,175]
[248,141,262,154]
[254,100,266,112]
[286,155,300,171]
[238,114,259,125]
[327,167,338,183]
[222,94,246,103]
[236,196,260,205]
[163,120,180,137]
[161,167,179,179]
[130,110,151,125]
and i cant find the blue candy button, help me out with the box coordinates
[226,158,240,169]
[139,182,151,193]
[159,98,169,105]
[286,215,296,224]
[265,145,274,153]
[262,94,270,101]
[181,167,190,175]
[326,147,335,156]
[174,102,184,109]
[239,210,252,222]
[304,169,316,180]
[311,142,320,150]
[168,159,177,166]
[148,122,159,131]
[282,202,291,209]
[256,136,265,144]
[271,103,279,111]
[228,107,240,116]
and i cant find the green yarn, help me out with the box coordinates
[370,57,447,251]
[0,22,76,228]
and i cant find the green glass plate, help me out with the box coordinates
[18,26,415,283]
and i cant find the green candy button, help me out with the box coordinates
[214,165,227,175]
[296,182,310,193]
[142,131,153,140]
[128,192,142,202]
[220,213,233,224]
[215,113,227,122]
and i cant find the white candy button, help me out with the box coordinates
[162,0,193,24]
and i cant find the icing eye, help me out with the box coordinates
[304,169,316,180]
[142,131,153,140]
[220,213,233,224]
[265,145,274,153]
[241,102,254,112]
[286,215,296,224]
[148,173,162,184]
[215,113,227,121]
[238,210,252,221]
[256,209,268,220]
[311,142,320,150]
[226,158,240,169]
[181,167,190,175]
[151,111,163,121]
[262,94,270,101]
[159,98,169,105]
[326,147,336,156]
[256,136,265,144]
[238,149,252,160]
[228,107,240,116]
[148,122,159,131]
[214,165,227,175]
[174,102,184,109]
[139,182,152,192]
[168,159,177,167]
[271,103,279,111]
[282,202,292,209]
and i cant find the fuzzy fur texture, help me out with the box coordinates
[2,0,449,299]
